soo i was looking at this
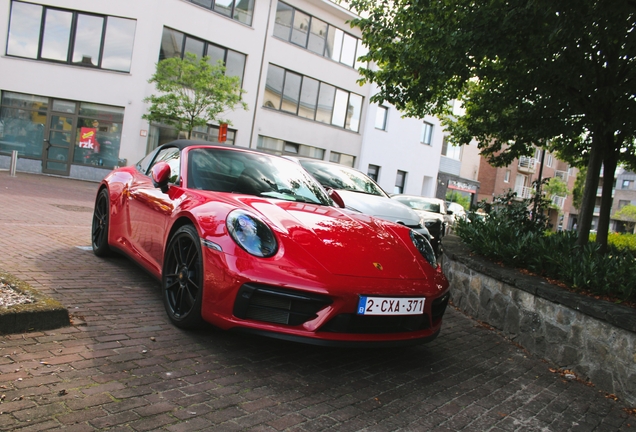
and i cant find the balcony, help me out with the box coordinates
[518,156,536,174]
[514,185,534,199]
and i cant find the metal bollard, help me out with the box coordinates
[9,150,18,177]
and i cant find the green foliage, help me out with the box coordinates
[615,204,636,222]
[349,0,636,166]
[572,166,587,210]
[456,192,636,302]
[590,232,636,254]
[143,53,247,138]
[445,191,470,209]
[544,177,568,199]
[348,0,636,246]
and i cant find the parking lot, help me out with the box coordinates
[0,170,633,431]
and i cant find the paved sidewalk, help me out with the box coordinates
[0,170,633,431]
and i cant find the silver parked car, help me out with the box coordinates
[295,159,432,241]
[392,195,451,254]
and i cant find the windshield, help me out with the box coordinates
[394,196,442,214]
[187,148,332,206]
[299,160,387,197]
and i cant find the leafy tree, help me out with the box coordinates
[544,178,568,200]
[349,0,636,251]
[143,53,247,138]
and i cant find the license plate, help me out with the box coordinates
[357,296,425,315]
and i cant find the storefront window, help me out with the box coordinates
[73,117,123,168]
[0,91,124,171]
[0,92,47,158]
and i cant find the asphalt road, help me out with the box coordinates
[0,170,633,431]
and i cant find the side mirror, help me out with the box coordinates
[151,162,171,192]
[327,188,345,208]
[447,210,453,215]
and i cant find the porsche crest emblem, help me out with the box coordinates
[373,262,383,271]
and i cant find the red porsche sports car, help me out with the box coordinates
[91,140,450,346]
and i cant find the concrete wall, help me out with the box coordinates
[442,235,636,406]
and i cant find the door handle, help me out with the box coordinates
[43,139,51,150]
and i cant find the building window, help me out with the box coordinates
[273,2,365,69]
[375,106,388,130]
[187,0,253,26]
[6,1,136,72]
[622,179,633,189]
[441,137,461,160]
[159,27,246,84]
[257,135,325,160]
[504,170,511,183]
[421,122,433,145]
[329,151,355,167]
[618,200,631,209]
[367,164,380,181]
[394,170,407,194]
[546,153,553,167]
[264,64,363,132]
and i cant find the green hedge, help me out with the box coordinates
[455,192,636,303]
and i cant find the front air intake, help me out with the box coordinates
[233,284,332,326]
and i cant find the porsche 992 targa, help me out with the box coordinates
[91,140,450,347]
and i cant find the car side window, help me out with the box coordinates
[149,147,181,184]
[136,149,159,175]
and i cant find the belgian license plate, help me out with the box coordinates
[357,296,425,315]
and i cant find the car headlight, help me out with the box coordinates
[410,230,437,268]
[226,210,278,258]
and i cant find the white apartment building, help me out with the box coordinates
[0,0,444,196]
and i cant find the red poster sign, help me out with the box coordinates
[218,123,228,143]
[79,128,97,150]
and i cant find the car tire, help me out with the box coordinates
[92,188,112,257]
[162,225,204,329]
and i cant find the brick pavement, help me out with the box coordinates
[0,169,634,431]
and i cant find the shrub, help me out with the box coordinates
[455,192,636,302]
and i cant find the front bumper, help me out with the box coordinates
[200,250,450,346]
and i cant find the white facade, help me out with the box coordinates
[0,0,442,190]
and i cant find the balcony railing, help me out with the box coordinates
[514,185,534,199]
[518,156,536,173]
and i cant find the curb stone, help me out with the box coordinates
[0,271,70,334]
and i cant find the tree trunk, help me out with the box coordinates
[576,140,603,247]
[596,150,617,253]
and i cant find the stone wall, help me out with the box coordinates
[442,235,636,406]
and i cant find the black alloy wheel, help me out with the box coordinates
[163,225,204,328]
[92,188,111,257]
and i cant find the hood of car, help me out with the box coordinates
[334,190,423,227]
[195,195,432,279]
[273,201,430,279]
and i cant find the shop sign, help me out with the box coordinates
[448,179,477,193]
[79,127,97,149]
